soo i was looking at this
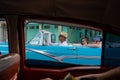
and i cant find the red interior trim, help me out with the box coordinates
[18,15,111,80]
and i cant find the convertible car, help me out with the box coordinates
[0,33,102,67]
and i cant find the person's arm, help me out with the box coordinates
[75,67,120,80]
[86,44,100,48]
[99,67,120,80]
[40,78,53,80]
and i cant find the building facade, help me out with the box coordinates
[25,22,102,43]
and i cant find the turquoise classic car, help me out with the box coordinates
[0,30,102,66]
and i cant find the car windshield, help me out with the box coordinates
[29,32,41,45]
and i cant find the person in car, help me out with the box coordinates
[58,32,68,46]
[87,37,102,47]
[80,37,101,47]
[50,32,68,46]
[81,37,89,46]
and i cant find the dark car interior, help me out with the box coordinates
[0,0,120,80]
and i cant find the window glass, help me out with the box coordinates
[24,19,103,68]
[0,18,9,55]
[104,33,120,66]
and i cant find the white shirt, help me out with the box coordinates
[58,41,68,46]
[50,41,68,46]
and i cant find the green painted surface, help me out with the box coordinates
[42,24,59,42]
[25,23,39,43]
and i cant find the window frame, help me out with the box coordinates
[18,15,105,69]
